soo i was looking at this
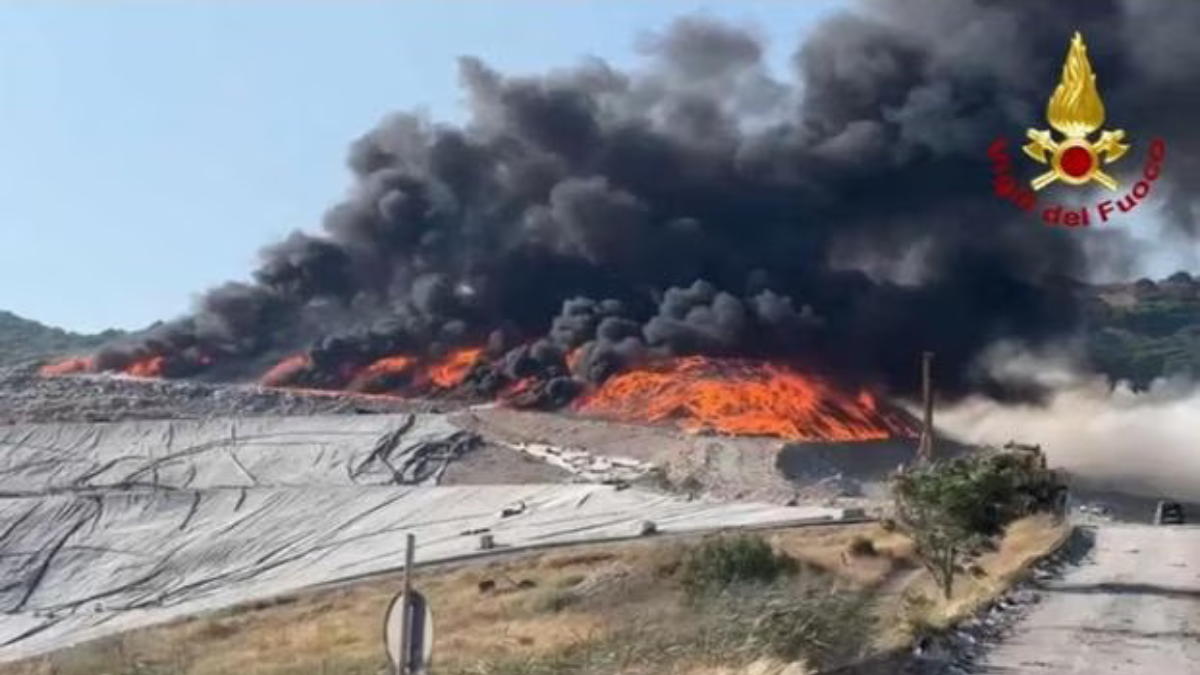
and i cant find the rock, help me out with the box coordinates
[953,631,977,646]
[744,659,777,675]
[776,662,811,675]
[1012,589,1037,604]
[744,658,808,675]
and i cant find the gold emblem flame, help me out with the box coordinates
[1047,32,1105,139]
[1023,31,1128,191]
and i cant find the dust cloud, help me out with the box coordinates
[936,346,1200,501]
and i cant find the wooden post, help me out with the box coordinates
[399,533,415,674]
[917,351,935,464]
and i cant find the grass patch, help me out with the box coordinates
[532,587,583,613]
[439,579,875,675]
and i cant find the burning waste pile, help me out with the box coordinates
[37,1,1200,441]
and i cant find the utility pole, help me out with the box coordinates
[917,351,935,464]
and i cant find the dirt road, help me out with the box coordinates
[975,525,1200,673]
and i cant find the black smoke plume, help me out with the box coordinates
[93,0,1200,403]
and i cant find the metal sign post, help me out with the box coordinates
[399,534,414,673]
[384,534,434,674]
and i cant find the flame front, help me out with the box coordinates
[47,346,917,444]
[259,347,484,395]
[124,356,166,378]
[260,354,313,387]
[40,356,96,376]
[574,356,917,442]
[347,355,416,391]
[428,348,483,388]
[1048,31,1105,138]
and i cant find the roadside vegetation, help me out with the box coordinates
[886,448,1069,644]
[892,449,1065,600]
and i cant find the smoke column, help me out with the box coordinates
[92,0,1200,403]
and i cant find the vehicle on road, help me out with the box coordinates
[1154,500,1186,525]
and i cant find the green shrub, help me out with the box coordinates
[679,535,797,596]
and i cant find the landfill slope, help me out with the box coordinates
[0,414,843,661]
[0,414,472,491]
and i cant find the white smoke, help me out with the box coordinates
[935,343,1200,501]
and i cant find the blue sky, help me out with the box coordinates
[0,1,844,332]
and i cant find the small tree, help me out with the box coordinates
[892,451,1064,599]
[893,462,984,599]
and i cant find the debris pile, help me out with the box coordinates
[0,364,422,424]
[501,441,655,484]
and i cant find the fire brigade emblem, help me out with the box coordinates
[1023,32,1128,190]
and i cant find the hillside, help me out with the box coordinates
[1086,272,1200,388]
[0,311,130,368]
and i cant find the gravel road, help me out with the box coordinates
[974,525,1200,673]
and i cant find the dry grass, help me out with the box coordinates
[0,519,1060,675]
[0,524,893,675]
[769,524,915,589]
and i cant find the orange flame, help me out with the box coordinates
[428,348,483,388]
[124,356,166,378]
[574,356,917,442]
[347,354,417,391]
[260,354,313,387]
[261,347,486,395]
[499,376,536,402]
[40,356,96,376]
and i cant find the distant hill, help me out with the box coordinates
[1085,271,1200,387]
[0,311,132,368]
